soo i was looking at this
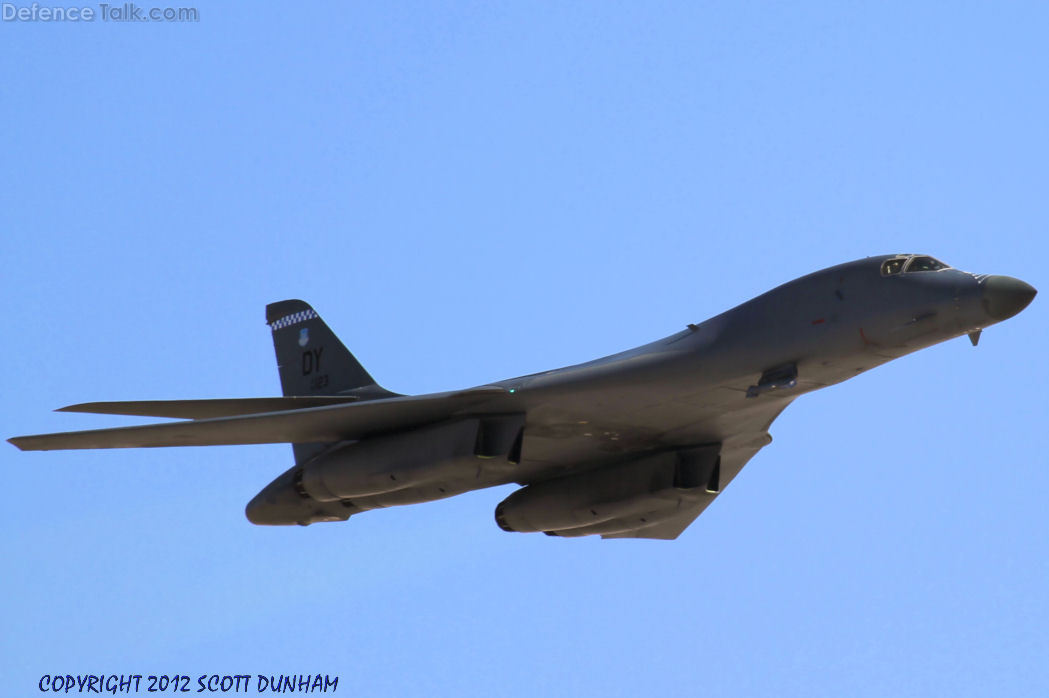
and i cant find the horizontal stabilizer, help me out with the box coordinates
[10,387,510,452]
[57,396,361,420]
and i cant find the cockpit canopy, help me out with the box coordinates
[880,254,950,276]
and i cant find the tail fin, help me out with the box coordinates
[266,300,391,399]
[267,299,395,464]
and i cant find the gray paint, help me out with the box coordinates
[8,255,1036,539]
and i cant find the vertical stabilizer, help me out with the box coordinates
[266,299,394,462]
[266,300,387,397]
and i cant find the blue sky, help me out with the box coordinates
[1,3,1046,696]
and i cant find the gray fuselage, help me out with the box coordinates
[246,254,1035,529]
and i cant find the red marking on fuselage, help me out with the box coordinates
[859,327,875,346]
[811,318,826,325]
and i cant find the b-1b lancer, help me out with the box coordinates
[9,255,1036,539]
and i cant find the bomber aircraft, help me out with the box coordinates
[9,255,1036,539]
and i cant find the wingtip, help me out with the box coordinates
[53,402,119,414]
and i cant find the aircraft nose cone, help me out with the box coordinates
[981,275,1037,321]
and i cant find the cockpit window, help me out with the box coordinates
[905,256,949,273]
[881,258,907,275]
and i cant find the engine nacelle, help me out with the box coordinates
[494,444,720,535]
[302,414,524,502]
[245,414,524,525]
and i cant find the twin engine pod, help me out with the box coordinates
[301,414,525,506]
[245,414,524,525]
[494,444,721,537]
